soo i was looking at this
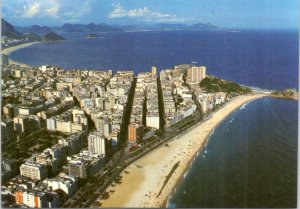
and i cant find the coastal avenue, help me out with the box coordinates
[66,98,204,208]
[84,93,266,208]
[66,87,273,208]
[97,93,268,208]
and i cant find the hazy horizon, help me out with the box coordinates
[2,0,298,30]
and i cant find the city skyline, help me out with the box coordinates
[2,0,299,29]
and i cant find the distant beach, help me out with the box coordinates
[2,42,38,67]
[98,93,267,208]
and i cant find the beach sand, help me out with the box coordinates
[2,42,38,67]
[97,93,267,208]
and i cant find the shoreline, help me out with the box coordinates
[2,42,38,67]
[97,93,267,208]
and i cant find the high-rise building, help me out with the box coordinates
[151,66,157,78]
[88,131,107,156]
[68,151,104,178]
[95,117,111,138]
[187,66,206,83]
[128,122,144,144]
[68,161,89,179]
[20,161,46,180]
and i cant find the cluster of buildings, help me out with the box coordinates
[1,65,76,139]
[3,129,108,207]
[72,70,134,147]
[185,65,226,113]
[160,65,197,127]
[160,65,225,127]
[1,63,135,207]
[1,36,29,49]
[1,61,227,207]
[2,128,105,207]
[128,67,158,145]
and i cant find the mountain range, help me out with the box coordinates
[51,23,123,33]
[2,18,219,41]
[50,22,218,33]
[2,19,65,42]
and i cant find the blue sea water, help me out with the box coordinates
[168,98,298,208]
[10,30,298,90]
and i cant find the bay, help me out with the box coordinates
[10,30,299,90]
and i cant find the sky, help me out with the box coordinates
[2,0,299,29]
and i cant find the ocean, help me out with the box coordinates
[10,30,299,90]
[9,30,298,208]
[168,98,298,208]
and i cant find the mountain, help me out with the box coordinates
[43,32,65,42]
[15,25,52,36]
[51,23,123,33]
[50,22,219,33]
[1,19,24,39]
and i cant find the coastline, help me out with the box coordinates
[97,93,267,208]
[1,42,38,67]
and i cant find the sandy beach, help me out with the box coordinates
[2,42,38,67]
[97,93,267,208]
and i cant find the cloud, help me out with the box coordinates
[45,7,59,18]
[109,2,193,23]
[4,0,91,22]
[20,0,60,18]
[109,2,126,18]
[22,2,41,18]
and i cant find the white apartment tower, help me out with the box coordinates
[88,131,107,156]
[187,66,206,83]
